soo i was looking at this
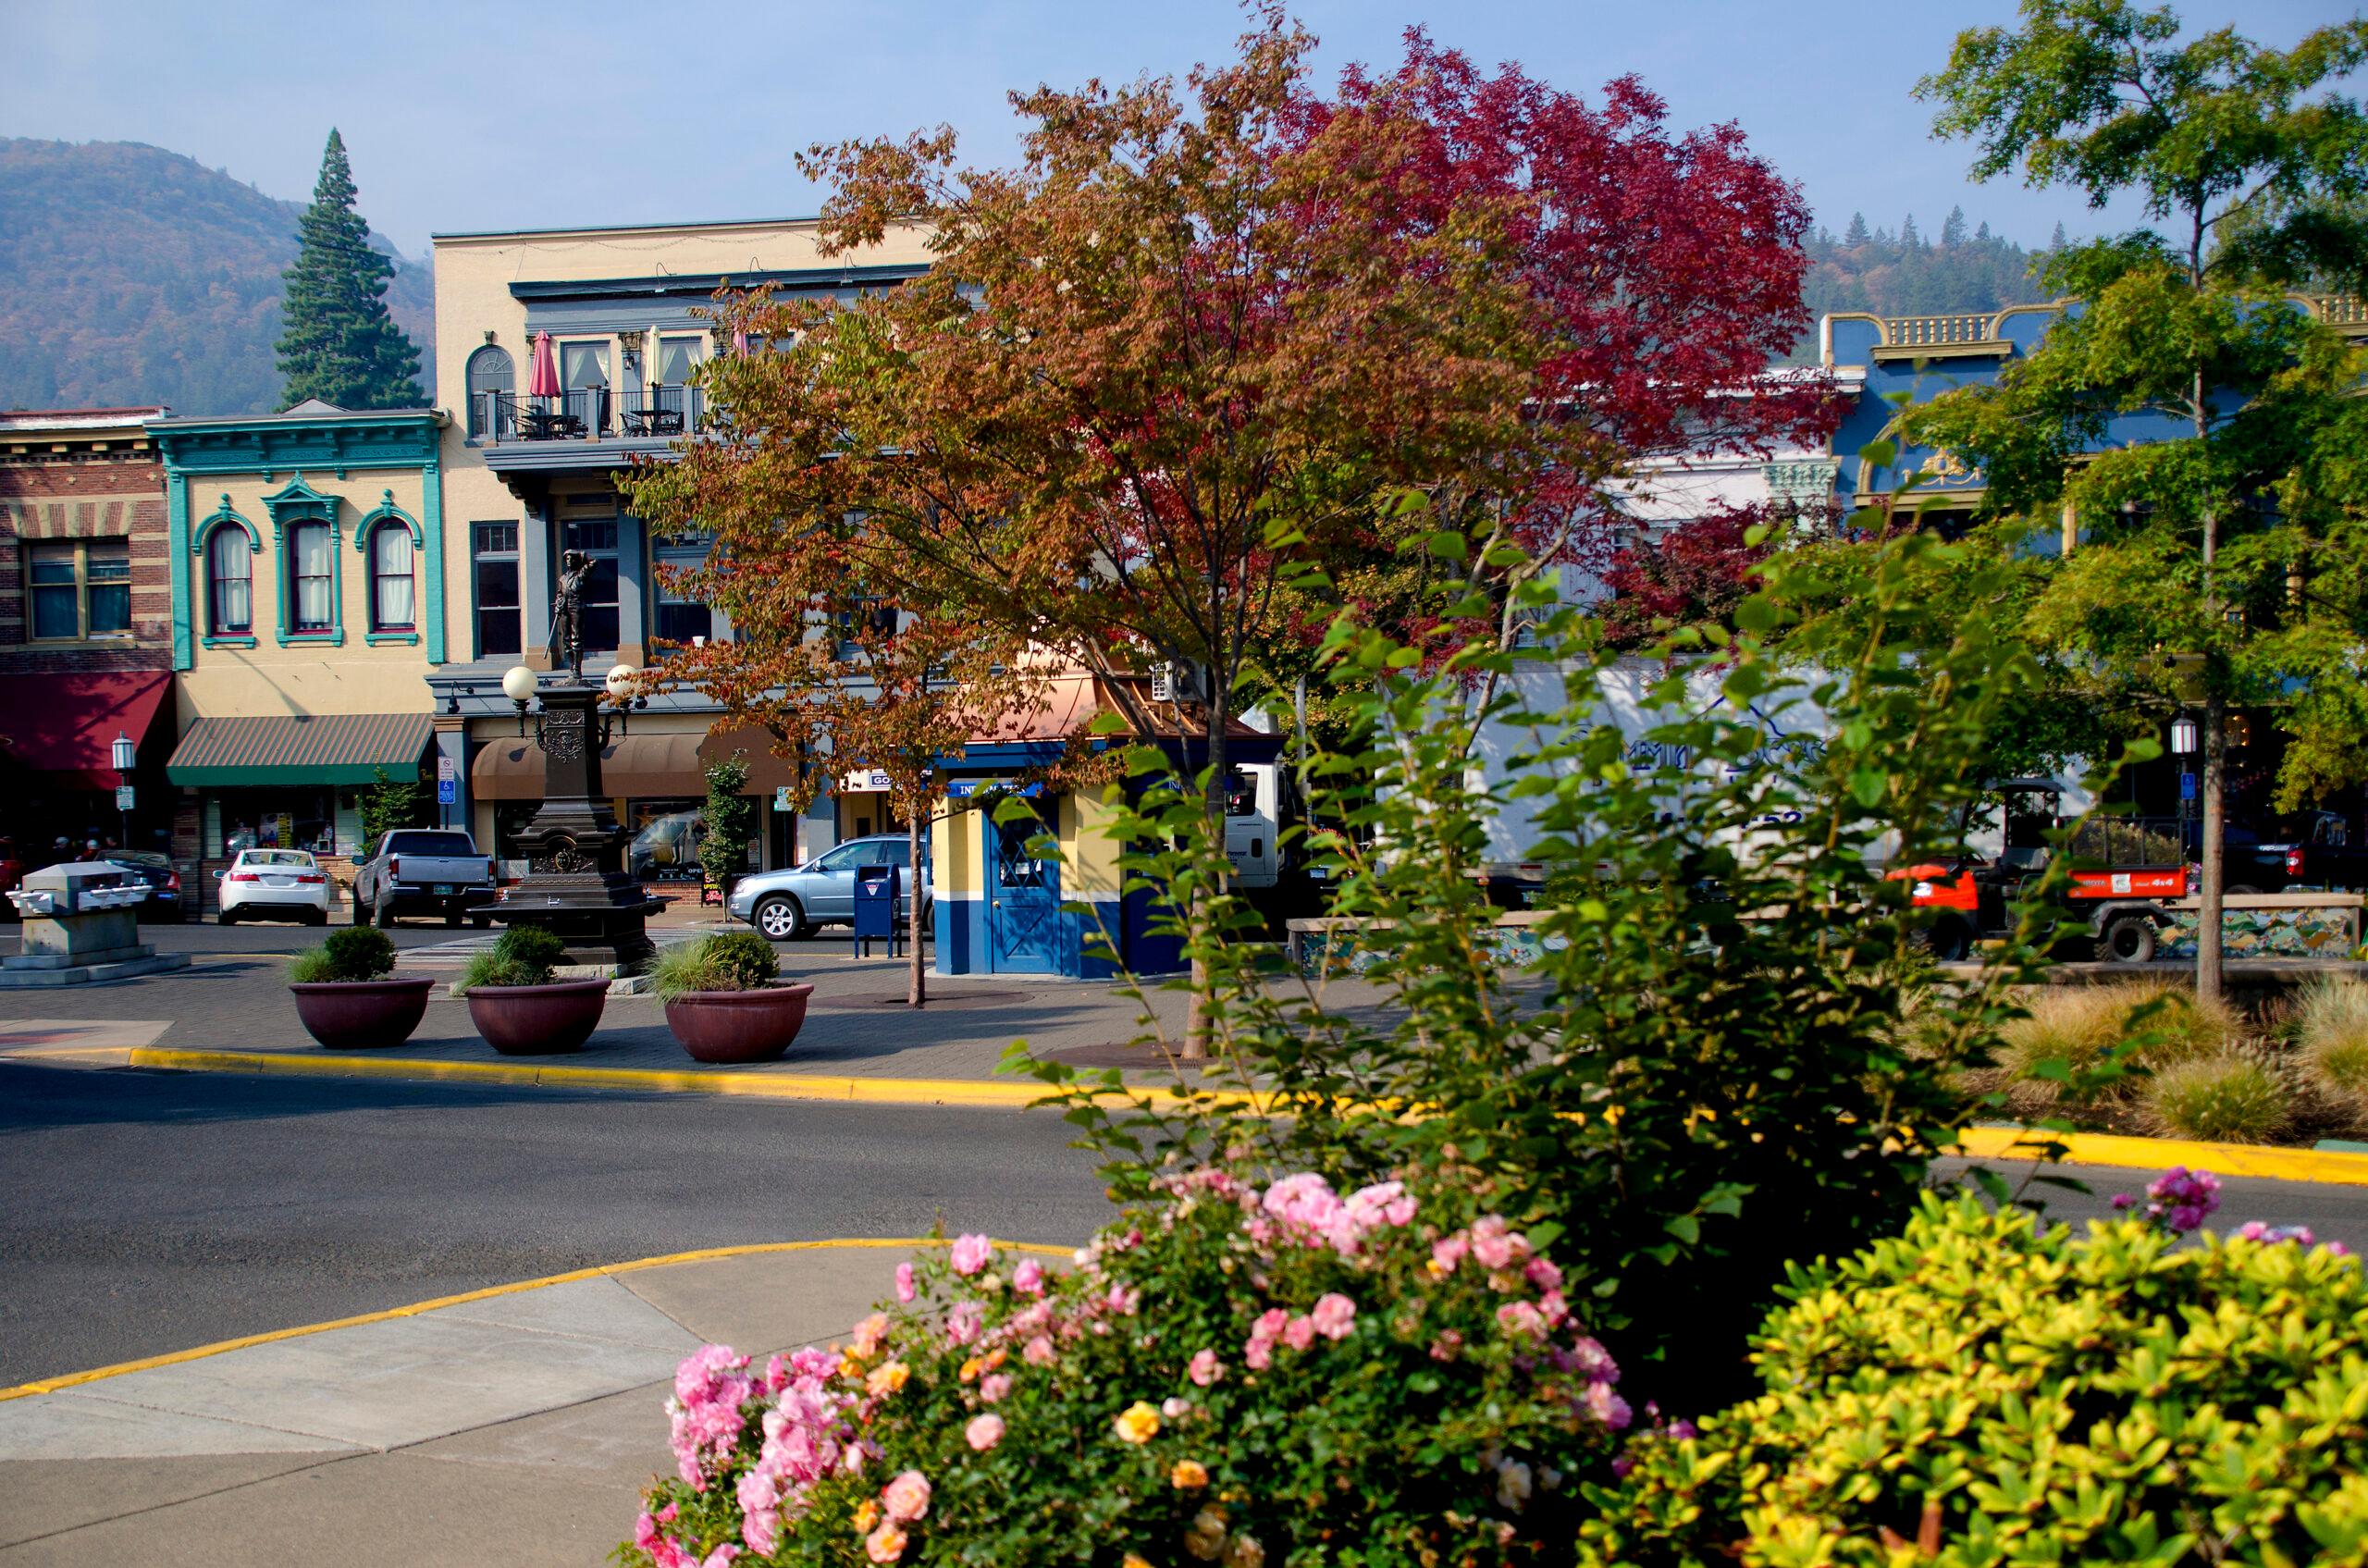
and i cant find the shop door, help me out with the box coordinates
[988,805,1060,973]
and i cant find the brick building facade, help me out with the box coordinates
[0,409,178,873]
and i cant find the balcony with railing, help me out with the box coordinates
[479,385,710,445]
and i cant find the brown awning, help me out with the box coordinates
[473,732,709,801]
[473,725,823,802]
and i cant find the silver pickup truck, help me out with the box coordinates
[352,829,498,928]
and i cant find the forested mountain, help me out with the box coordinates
[0,139,433,416]
[1789,207,2057,358]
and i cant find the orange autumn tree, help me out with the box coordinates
[622,450,1035,1008]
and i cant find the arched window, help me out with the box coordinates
[368,522,415,632]
[207,525,252,635]
[289,521,333,635]
[466,344,515,438]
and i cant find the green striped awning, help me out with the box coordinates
[166,713,435,788]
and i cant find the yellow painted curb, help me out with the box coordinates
[0,1235,1074,1405]
[1955,1124,2368,1187]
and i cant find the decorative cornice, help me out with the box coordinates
[148,412,443,475]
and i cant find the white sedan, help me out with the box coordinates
[217,849,332,925]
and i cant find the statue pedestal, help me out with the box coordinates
[488,680,660,970]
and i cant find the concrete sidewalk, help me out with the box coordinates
[0,1242,966,1566]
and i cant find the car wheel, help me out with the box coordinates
[754,895,808,941]
[445,910,464,928]
[373,892,396,930]
[216,907,237,925]
[1918,918,1973,963]
[471,915,492,930]
[2101,914,2158,964]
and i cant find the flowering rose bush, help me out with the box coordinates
[618,1169,1630,1566]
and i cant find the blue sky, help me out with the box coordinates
[3,0,2355,257]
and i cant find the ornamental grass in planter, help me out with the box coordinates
[650,932,813,1064]
[458,926,607,1055]
[287,927,432,1049]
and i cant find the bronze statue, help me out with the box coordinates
[550,549,595,680]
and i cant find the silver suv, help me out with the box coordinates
[728,834,931,940]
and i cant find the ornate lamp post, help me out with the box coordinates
[110,729,136,850]
[487,572,660,970]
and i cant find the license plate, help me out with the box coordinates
[433,883,455,895]
[265,878,294,889]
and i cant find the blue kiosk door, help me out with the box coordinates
[988,807,1060,973]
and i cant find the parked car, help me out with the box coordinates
[217,848,332,925]
[352,828,498,929]
[2219,811,2368,893]
[729,834,931,941]
[109,852,186,921]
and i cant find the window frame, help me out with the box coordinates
[465,344,516,441]
[561,517,622,656]
[21,537,136,645]
[287,519,335,636]
[472,521,522,660]
[207,525,253,636]
[365,520,417,635]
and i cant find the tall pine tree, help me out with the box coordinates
[275,130,422,410]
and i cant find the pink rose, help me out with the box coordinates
[1470,1216,1529,1271]
[980,1372,1013,1403]
[1244,1336,1274,1371]
[1188,1349,1225,1387]
[950,1234,993,1277]
[1024,1335,1056,1366]
[894,1263,918,1303]
[881,1468,932,1523]
[966,1413,1005,1451]
[1430,1234,1469,1275]
[849,1314,890,1357]
[946,1300,983,1347]
[865,1523,908,1563]
[1524,1255,1562,1290]
[1309,1292,1356,1341]
[1585,1381,1633,1430]
[1538,1289,1569,1327]
[1013,1259,1046,1296]
[1496,1301,1548,1339]
[1281,1315,1317,1352]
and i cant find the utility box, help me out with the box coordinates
[853,862,901,957]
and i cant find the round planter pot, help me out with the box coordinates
[465,977,610,1056]
[663,982,817,1064]
[289,977,436,1050]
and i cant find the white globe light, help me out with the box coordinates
[500,665,539,703]
[605,662,640,698]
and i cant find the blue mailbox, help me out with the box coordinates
[853,862,901,957]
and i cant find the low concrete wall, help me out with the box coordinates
[2160,892,2362,960]
[1286,911,1564,977]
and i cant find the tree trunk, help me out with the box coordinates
[1180,676,1227,1062]
[2198,688,2226,999]
[908,809,927,1008]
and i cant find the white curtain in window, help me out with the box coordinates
[373,525,414,628]
[211,529,251,631]
[294,524,331,628]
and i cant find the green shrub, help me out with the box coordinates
[650,932,779,999]
[1578,1191,2368,1568]
[289,925,397,984]
[2300,979,2368,1112]
[458,925,568,992]
[623,1168,1628,1567]
[2147,1052,2292,1142]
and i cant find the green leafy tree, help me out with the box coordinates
[357,765,427,855]
[1909,0,2368,996]
[274,130,422,410]
[697,758,758,898]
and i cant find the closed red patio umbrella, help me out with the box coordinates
[527,331,561,399]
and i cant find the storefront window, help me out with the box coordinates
[627,798,704,881]
[216,788,339,857]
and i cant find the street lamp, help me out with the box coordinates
[2170,716,2198,756]
[602,662,644,741]
[502,665,539,736]
[110,729,135,851]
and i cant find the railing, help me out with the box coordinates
[482,386,709,442]
[1882,312,1997,348]
[2308,295,2368,328]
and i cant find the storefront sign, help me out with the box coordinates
[838,769,894,794]
[774,786,794,811]
[946,779,1045,800]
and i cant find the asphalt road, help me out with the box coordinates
[7,1058,2368,1393]
[0,1062,1114,1388]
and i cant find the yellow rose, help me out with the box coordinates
[1113,1400,1162,1445]
[855,1499,880,1532]
[867,1361,911,1397]
[958,1356,982,1382]
[1171,1460,1211,1490]
[1123,1557,1155,1568]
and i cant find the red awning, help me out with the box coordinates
[0,672,170,788]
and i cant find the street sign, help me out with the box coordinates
[437,775,457,806]
[438,755,457,784]
[773,786,794,811]
[114,784,134,812]
[2179,772,2199,801]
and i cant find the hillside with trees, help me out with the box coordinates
[0,139,433,416]
[1790,207,2056,357]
